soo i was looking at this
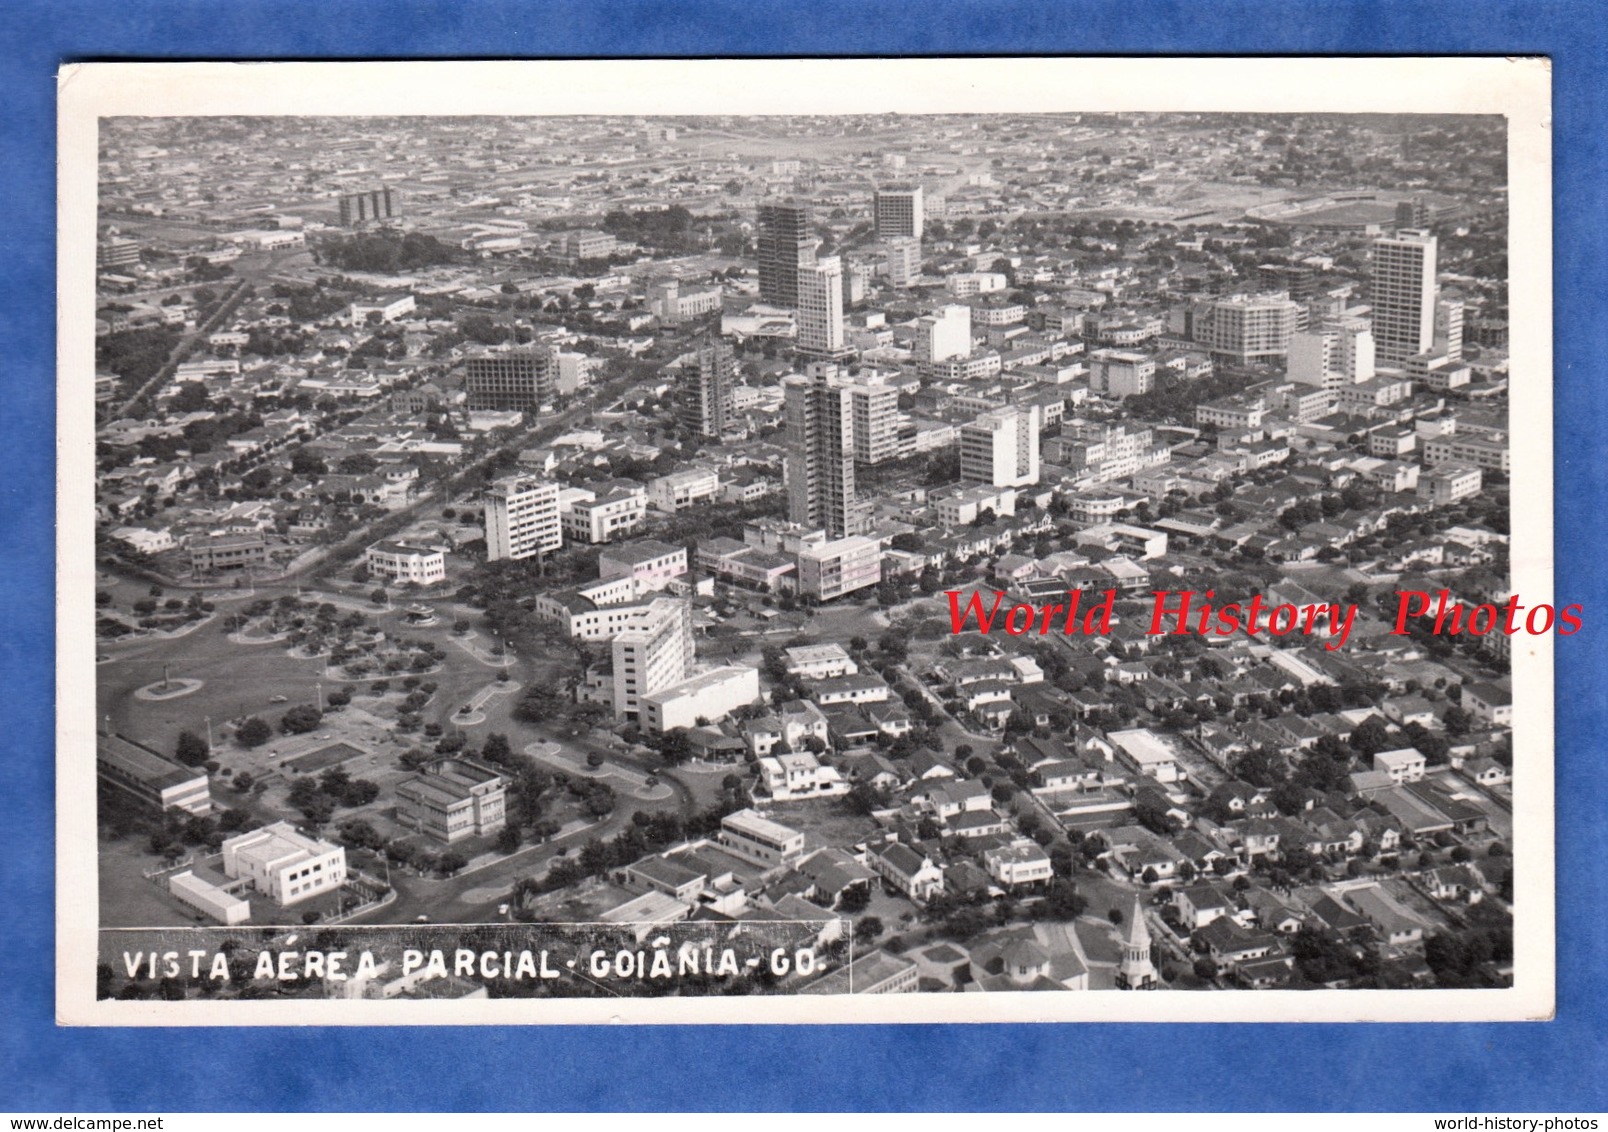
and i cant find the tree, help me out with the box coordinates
[838,885,871,913]
[857,915,885,941]
[280,704,323,734]
[236,716,272,748]
[174,730,210,767]
[495,825,523,855]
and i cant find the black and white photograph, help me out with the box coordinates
[56,57,1555,1024]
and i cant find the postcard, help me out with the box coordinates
[57,57,1553,1023]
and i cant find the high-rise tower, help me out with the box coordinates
[756,197,816,308]
[784,367,864,538]
[1371,229,1438,367]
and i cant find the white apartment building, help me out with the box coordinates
[797,256,847,358]
[611,598,695,721]
[945,272,1007,297]
[1419,463,1483,505]
[914,305,973,364]
[1288,317,1377,389]
[844,373,903,465]
[483,476,562,562]
[717,809,807,867]
[363,541,446,585]
[1087,348,1157,398]
[931,483,1017,527]
[561,484,648,544]
[1371,230,1438,367]
[796,535,883,602]
[960,404,1040,488]
[222,822,347,907]
[1422,434,1511,473]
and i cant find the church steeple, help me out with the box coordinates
[1116,893,1157,990]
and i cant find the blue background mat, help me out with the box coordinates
[3,0,1605,1112]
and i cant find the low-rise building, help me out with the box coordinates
[640,665,761,733]
[783,642,858,680]
[395,758,509,843]
[364,541,446,585]
[1374,747,1428,785]
[96,733,212,815]
[757,751,850,801]
[983,841,1054,888]
[222,822,347,907]
[717,809,807,868]
[597,539,688,591]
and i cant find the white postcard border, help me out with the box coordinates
[58,56,1553,1025]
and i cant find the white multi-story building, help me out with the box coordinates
[1422,434,1510,473]
[873,185,924,241]
[795,535,882,601]
[914,304,972,364]
[783,642,858,680]
[1189,292,1302,364]
[797,256,848,359]
[222,822,347,907]
[757,751,850,801]
[611,598,695,721]
[882,236,922,288]
[843,372,903,466]
[1087,348,1157,398]
[561,483,649,544]
[483,476,562,562]
[960,404,1040,487]
[597,539,689,591]
[983,841,1055,889]
[1288,316,1376,388]
[648,466,721,513]
[945,272,1007,297]
[785,368,865,538]
[1418,463,1483,505]
[364,541,446,585]
[717,809,807,867]
[640,665,761,733]
[931,483,1016,527]
[1371,229,1438,367]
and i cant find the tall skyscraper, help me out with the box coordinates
[465,349,555,412]
[796,256,849,360]
[873,185,924,241]
[960,405,1041,488]
[611,598,695,721]
[756,197,816,308]
[1371,229,1438,367]
[677,335,736,438]
[785,367,864,538]
[483,477,562,561]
